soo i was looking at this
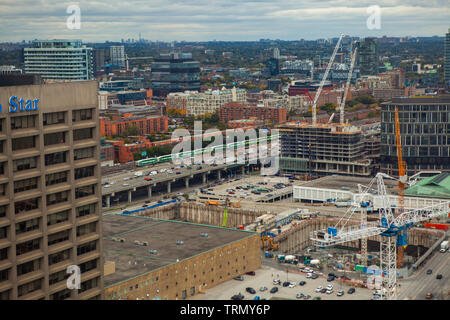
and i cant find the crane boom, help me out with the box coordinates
[312,34,343,126]
[339,45,357,124]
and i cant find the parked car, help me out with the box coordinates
[327,276,335,282]
[348,288,356,294]
[299,281,306,286]
[312,296,321,300]
[436,274,443,280]
[289,282,296,288]
[233,276,244,281]
[253,296,260,300]
[426,269,432,275]
[311,274,319,279]
[303,294,311,300]
[315,286,323,293]
[320,288,327,294]
[259,286,267,292]
[246,287,256,294]
[282,281,290,287]
[231,293,244,300]
[425,292,433,299]
[246,271,256,276]
[337,290,344,297]
[270,287,278,294]
[306,273,313,278]
[296,293,304,299]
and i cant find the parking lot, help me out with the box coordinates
[187,265,373,300]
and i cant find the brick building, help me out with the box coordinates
[219,102,287,124]
[99,115,168,138]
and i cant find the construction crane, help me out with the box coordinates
[338,44,358,124]
[312,33,344,126]
[395,107,407,268]
[310,172,450,300]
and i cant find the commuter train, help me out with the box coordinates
[136,134,279,167]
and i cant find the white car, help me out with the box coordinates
[326,289,333,294]
[306,273,313,278]
[123,183,130,186]
[273,279,281,285]
[326,284,333,291]
[260,286,268,292]
[337,290,344,297]
[315,286,323,293]
[104,185,111,188]
[123,177,131,181]
[289,282,296,288]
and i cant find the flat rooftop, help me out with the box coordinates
[296,175,399,195]
[103,213,256,287]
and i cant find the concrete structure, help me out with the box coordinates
[445,29,450,85]
[278,122,374,177]
[0,66,22,74]
[0,81,103,300]
[93,49,105,73]
[109,46,126,69]
[103,213,260,300]
[358,38,379,76]
[99,114,168,137]
[380,96,450,177]
[24,40,93,81]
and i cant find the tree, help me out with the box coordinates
[122,125,139,137]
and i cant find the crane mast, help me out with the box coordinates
[339,45,357,124]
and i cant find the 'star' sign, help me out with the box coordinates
[6,96,40,113]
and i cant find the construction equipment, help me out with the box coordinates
[394,107,407,268]
[310,172,450,300]
[338,44,358,124]
[205,200,219,206]
[222,197,229,227]
[312,33,344,126]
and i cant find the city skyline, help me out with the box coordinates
[0,1,449,42]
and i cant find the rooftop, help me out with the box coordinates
[103,213,256,288]
[405,173,450,199]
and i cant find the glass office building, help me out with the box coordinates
[24,40,93,81]
[381,96,450,176]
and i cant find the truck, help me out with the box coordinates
[134,171,143,177]
[440,240,449,252]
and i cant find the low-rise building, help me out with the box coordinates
[220,102,287,124]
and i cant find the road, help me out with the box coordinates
[398,249,450,300]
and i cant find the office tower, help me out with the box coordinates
[358,38,379,76]
[0,81,103,300]
[24,40,93,81]
[381,96,450,177]
[151,52,200,97]
[273,48,280,60]
[266,58,279,76]
[109,46,126,68]
[93,49,105,72]
[445,29,450,86]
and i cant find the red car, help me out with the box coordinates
[144,177,152,181]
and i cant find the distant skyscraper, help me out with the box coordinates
[109,46,125,68]
[445,28,450,86]
[358,38,379,76]
[93,49,105,72]
[24,40,93,80]
[273,48,280,60]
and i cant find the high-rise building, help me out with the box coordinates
[273,48,280,60]
[445,28,450,86]
[0,81,103,300]
[93,49,105,72]
[381,96,450,177]
[358,38,379,76]
[24,40,93,81]
[109,46,125,68]
[151,52,200,97]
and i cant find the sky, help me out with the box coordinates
[0,0,449,42]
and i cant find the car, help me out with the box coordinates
[289,282,296,288]
[426,269,432,275]
[299,281,306,286]
[233,276,244,281]
[270,287,278,294]
[123,183,130,186]
[273,279,281,285]
[311,274,319,279]
[245,287,256,294]
[337,290,344,297]
[231,293,244,300]
[315,286,323,293]
[320,288,327,294]
[144,177,152,181]
[176,172,181,175]
[245,271,255,276]
[312,296,321,300]
[123,177,131,181]
[253,296,260,300]
[104,185,111,188]
[348,288,356,294]
[259,286,267,292]
[371,294,381,300]
[142,204,148,208]
[425,293,433,299]
[296,292,304,299]
[303,294,311,300]
[326,284,333,290]
[306,273,313,278]
[326,289,333,294]
[436,274,443,280]
[327,276,334,282]
[328,273,337,278]
[282,281,290,287]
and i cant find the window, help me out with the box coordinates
[0,248,7,261]
[0,226,7,239]
[10,115,37,130]
[15,218,40,235]
[12,136,36,151]
[45,171,68,186]
[47,210,70,226]
[15,198,39,214]
[47,191,69,206]
[17,259,41,276]
[0,163,4,175]
[77,240,97,256]
[48,248,71,265]
[49,270,69,286]
[45,152,67,166]
[0,290,11,300]
[14,177,38,193]
[0,269,7,283]
[0,184,5,196]
[0,206,6,219]
[80,259,98,274]
[13,157,38,172]
[18,278,42,297]
[73,109,93,122]
[73,128,93,141]
[50,288,71,300]
[44,132,66,146]
[48,230,70,246]
[77,222,96,237]
[76,203,96,218]
[43,112,65,126]
[16,238,40,256]
[74,147,94,161]
[75,184,96,199]
[75,166,95,180]
[79,277,99,294]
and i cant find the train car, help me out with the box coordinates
[423,223,449,230]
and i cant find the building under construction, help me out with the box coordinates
[278,122,376,177]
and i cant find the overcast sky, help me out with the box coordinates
[0,0,449,42]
